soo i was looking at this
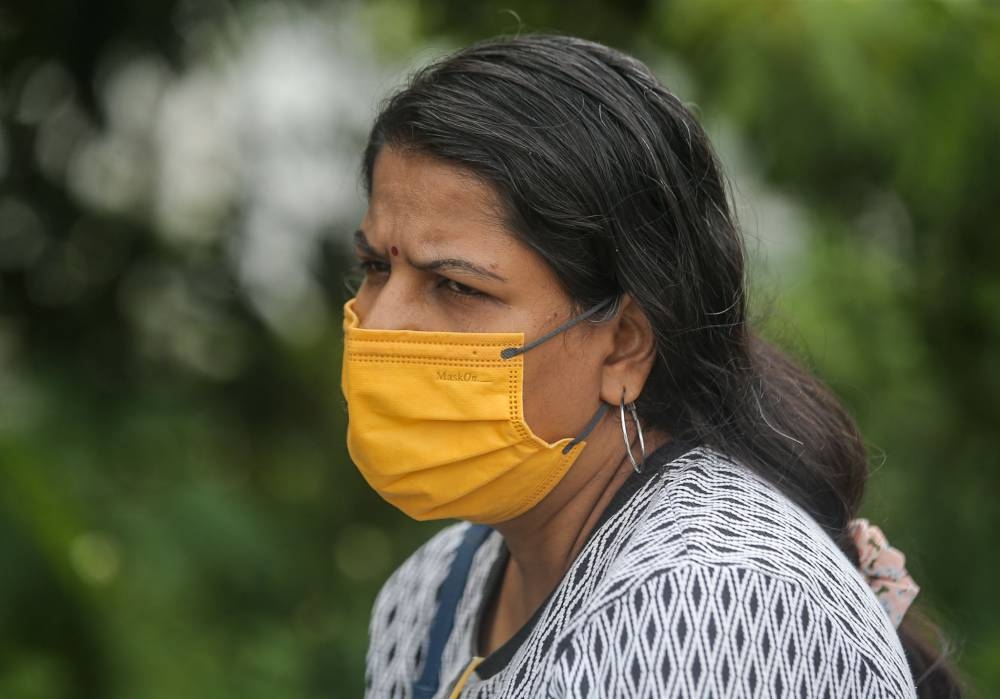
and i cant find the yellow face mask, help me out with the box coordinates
[340,297,612,524]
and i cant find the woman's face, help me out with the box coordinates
[351,145,616,443]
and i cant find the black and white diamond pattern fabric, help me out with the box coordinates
[364,445,917,698]
[547,567,896,697]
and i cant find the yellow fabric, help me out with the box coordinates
[340,297,589,524]
[447,656,484,699]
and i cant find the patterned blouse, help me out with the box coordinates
[364,441,917,698]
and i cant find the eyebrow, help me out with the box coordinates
[353,229,384,258]
[353,229,508,283]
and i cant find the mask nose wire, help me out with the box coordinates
[499,297,616,360]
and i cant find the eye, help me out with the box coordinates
[438,277,485,298]
[357,259,390,276]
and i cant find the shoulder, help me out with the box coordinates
[583,444,870,601]
[369,519,484,630]
[365,521,473,694]
[645,445,890,628]
[380,521,471,598]
[549,445,916,697]
[609,445,889,612]
[549,564,914,698]
[366,521,505,695]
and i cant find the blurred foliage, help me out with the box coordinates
[0,0,997,697]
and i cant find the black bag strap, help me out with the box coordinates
[412,523,493,699]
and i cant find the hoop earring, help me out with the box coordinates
[619,387,647,474]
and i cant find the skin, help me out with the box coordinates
[351,145,671,658]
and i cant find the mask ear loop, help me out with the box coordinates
[499,296,617,455]
[620,387,647,473]
[499,297,616,360]
[561,403,610,454]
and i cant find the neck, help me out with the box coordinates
[491,421,670,617]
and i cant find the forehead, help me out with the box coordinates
[360,145,572,312]
[363,146,510,247]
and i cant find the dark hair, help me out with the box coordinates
[359,32,963,697]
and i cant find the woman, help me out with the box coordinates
[341,33,961,698]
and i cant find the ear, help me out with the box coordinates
[599,294,658,405]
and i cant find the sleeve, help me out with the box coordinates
[544,565,901,698]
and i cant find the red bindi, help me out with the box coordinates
[390,246,399,256]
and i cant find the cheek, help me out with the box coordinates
[520,339,604,443]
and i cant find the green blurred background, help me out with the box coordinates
[0,0,997,697]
